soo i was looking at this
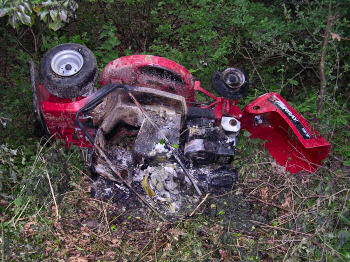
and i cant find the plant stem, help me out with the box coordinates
[317,1,336,115]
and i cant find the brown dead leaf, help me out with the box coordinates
[271,161,286,174]
[219,249,228,261]
[24,221,36,231]
[80,226,89,232]
[23,221,37,236]
[260,187,269,202]
[331,32,341,41]
[82,231,91,237]
[301,174,310,187]
[281,193,291,209]
[111,237,121,247]
[0,198,9,207]
[69,256,88,262]
[168,228,185,241]
[54,221,62,231]
[105,251,116,258]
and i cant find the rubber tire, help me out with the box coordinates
[40,43,98,99]
[212,70,249,100]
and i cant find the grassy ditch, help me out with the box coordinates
[0,0,349,260]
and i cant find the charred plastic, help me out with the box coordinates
[89,86,240,217]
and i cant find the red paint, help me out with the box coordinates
[194,81,243,120]
[37,55,330,173]
[100,55,196,103]
[241,93,330,173]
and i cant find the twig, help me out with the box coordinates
[1,222,5,262]
[190,193,210,216]
[243,47,266,92]
[266,242,290,252]
[14,35,33,57]
[45,171,60,221]
[251,220,312,237]
[311,239,345,262]
[317,0,336,115]
[29,28,38,54]
[283,235,296,261]
[248,196,289,211]
[103,203,111,235]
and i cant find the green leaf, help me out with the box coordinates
[0,8,8,18]
[49,9,58,21]
[18,12,31,25]
[9,15,18,29]
[39,10,48,21]
[343,160,350,167]
[172,144,179,149]
[218,210,225,215]
[243,130,251,138]
[49,20,64,31]
[288,79,299,86]
[338,117,348,126]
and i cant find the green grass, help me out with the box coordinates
[1,127,349,261]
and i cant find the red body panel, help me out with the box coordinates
[36,83,92,148]
[100,55,196,103]
[241,93,330,173]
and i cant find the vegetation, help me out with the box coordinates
[0,0,349,261]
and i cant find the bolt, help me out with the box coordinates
[229,119,237,126]
[65,64,72,70]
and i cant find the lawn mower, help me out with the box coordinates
[30,43,330,217]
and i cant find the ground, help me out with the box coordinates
[1,131,349,261]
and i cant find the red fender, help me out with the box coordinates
[100,55,196,103]
[241,93,330,173]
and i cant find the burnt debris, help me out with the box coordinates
[88,86,240,218]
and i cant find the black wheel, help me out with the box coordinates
[212,68,249,100]
[40,43,98,99]
[30,60,50,137]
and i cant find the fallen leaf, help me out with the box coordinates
[105,251,116,258]
[281,193,291,209]
[331,32,341,41]
[141,174,155,198]
[219,249,228,261]
[168,228,185,241]
[70,257,88,262]
[260,187,269,202]
[0,198,9,206]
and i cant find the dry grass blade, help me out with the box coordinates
[45,170,60,221]
[190,193,210,217]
